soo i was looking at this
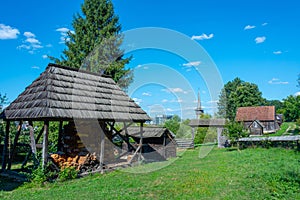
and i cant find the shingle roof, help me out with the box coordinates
[235,106,275,121]
[121,127,175,138]
[1,63,151,122]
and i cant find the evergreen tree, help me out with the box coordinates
[51,0,132,89]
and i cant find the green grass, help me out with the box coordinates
[1,147,300,199]
[267,122,299,137]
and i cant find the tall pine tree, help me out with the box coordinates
[51,0,132,89]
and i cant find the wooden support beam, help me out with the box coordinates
[7,121,23,170]
[99,129,105,171]
[57,121,63,152]
[42,121,49,168]
[217,127,224,148]
[138,123,143,162]
[1,120,10,171]
[191,127,195,149]
[109,123,136,151]
[22,126,44,169]
[28,121,37,155]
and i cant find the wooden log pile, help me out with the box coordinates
[50,153,100,173]
[49,121,121,173]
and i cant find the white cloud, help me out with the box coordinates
[191,33,214,40]
[294,92,300,96]
[142,92,151,96]
[255,36,266,44]
[162,99,168,103]
[273,51,282,55]
[31,66,40,69]
[56,27,74,44]
[42,55,48,59]
[162,87,188,94]
[24,31,35,38]
[0,24,20,39]
[18,30,43,53]
[183,61,201,67]
[56,27,71,33]
[244,25,256,30]
[26,37,40,44]
[268,78,289,85]
[166,108,174,112]
[132,97,142,105]
[262,22,268,26]
[17,44,30,50]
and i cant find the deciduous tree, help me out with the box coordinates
[218,78,265,121]
[282,95,300,122]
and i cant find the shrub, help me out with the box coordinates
[58,167,78,182]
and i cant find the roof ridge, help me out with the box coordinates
[47,63,112,78]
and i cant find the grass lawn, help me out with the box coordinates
[267,122,300,137]
[1,147,300,200]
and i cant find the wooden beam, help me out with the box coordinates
[28,121,37,155]
[42,121,49,168]
[138,123,143,162]
[109,123,136,151]
[57,121,63,152]
[99,128,105,171]
[217,127,224,148]
[21,125,44,169]
[1,120,10,171]
[7,121,23,170]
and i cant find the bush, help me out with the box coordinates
[26,163,58,185]
[58,167,78,182]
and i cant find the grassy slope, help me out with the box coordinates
[1,147,300,200]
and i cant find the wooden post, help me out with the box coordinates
[7,121,23,170]
[22,126,44,168]
[57,121,63,152]
[28,121,37,155]
[138,123,143,162]
[42,121,49,168]
[99,128,105,171]
[163,132,166,159]
[123,122,131,151]
[192,127,195,149]
[217,127,223,148]
[1,120,10,171]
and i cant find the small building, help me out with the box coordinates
[121,127,177,161]
[1,63,151,171]
[235,106,280,135]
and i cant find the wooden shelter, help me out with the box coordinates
[1,63,150,171]
[121,127,177,161]
[235,106,280,135]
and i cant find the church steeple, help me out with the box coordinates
[195,90,204,119]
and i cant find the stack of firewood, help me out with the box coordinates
[50,153,100,172]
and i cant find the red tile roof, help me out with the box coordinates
[235,106,275,121]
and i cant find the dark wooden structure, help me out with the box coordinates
[0,63,151,171]
[248,120,264,135]
[122,127,176,161]
[235,106,280,135]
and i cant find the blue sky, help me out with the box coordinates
[0,0,299,119]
